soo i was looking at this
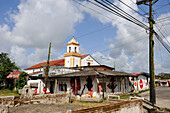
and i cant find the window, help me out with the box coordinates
[69,47,71,52]
[75,47,77,52]
[88,62,91,66]
[59,82,67,91]
[30,83,38,89]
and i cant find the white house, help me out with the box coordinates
[130,73,150,91]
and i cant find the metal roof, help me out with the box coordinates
[50,70,134,78]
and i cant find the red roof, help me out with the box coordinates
[7,71,23,79]
[81,54,88,58]
[132,73,143,75]
[25,54,89,70]
[25,59,65,70]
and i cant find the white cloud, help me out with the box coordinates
[83,0,170,74]
[0,0,83,69]
[0,0,169,74]
[1,0,83,49]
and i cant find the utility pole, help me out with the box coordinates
[44,42,51,94]
[136,0,158,105]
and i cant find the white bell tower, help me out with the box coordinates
[64,37,82,68]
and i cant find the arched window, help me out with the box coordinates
[69,47,71,52]
[88,62,91,66]
[75,47,77,52]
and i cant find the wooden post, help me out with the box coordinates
[136,0,158,105]
[102,77,104,99]
[44,42,51,94]
[75,78,77,96]
[137,77,138,91]
[54,79,58,93]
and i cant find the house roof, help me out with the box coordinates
[81,65,114,70]
[25,54,89,70]
[29,71,43,76]
[7,71,23,79]
[132,72,149,77]
[50,70,133,78]
[81,54,88,59]
[25,59,65,70]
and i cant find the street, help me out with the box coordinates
[139,86,170,109]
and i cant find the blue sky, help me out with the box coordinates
[0,0,170,74]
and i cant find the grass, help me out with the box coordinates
[120,94,132,99]
[120,89,150,99]
[0,89,19,96]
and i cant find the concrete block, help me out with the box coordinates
[0,105,9,113]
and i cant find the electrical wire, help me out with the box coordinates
[154,24,170,45]
[85,29,147,54]
[77,25,112,39]
[118,0,148,19]
[156,16,170,22]
[93,0,149,30]
[154,31,170,53]
[154,3,170,11]
[72,0,143,30]
[154,14,169,36]
[103,0,148,29]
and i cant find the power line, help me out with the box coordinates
[76,25,113,39]
[72,0,143,30]
[154,24,170,46]
[98,34,148,53]
[85,29,147,53]
[154,13,169,36]
[156,16,170,22]
[118,0,148,19]
[154,3,170,11]
[154,31,170,53]
[129,0,148,15]
[93,0,149,30]
[103,0,148,29]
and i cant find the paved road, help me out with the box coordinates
[139,86,170,109]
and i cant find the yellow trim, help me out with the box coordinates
[69,38,78,43]
[79,58,81,67]
[70,57,72,67]
[70,57,74,67]
[64,58,66,67]
[67,43,79,46]
[64,52,82,57]
[73,57,74,67]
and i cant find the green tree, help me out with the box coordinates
[15,72,29,89]
[0,52,20,89]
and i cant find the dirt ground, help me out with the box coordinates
[9,104,84,113]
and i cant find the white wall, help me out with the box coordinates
[27,79,47,94]
[81,55,100,66]
[74,57,81,67]
[65,57,71,67]
[137,75,149,91]
[25,68,43,74]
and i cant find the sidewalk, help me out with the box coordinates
[138,88,170,109]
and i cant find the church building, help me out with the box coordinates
[25,38,113,75]
[25,38,134,98]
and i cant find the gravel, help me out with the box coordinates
[9,104,84,113]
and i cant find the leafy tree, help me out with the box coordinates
[15,72,29,89]
[0,52,20,89]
